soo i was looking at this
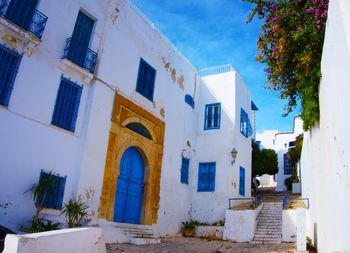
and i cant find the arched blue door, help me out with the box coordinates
[114,147,144,224]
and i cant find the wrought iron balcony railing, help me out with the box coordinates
[63,37,97,74]
[0,0,47,39]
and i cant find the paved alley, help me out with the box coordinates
[106,237,297,253]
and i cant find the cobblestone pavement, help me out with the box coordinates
[106,237,297,253]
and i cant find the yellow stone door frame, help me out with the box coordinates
[99,94,165,225]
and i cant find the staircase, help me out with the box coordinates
[253,202,282,244]
[100,221,161,245]
[124,225,161,245]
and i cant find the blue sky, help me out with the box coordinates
[133,0,299,133]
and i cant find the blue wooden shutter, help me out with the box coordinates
[69,11,94,67]
[197,163,207,191]
[185,94,195,109]
[136,58,156,101]
[284,154,292,174]
[239,166,245,196]
[52,77,83,132]
[40,171,66,209]
[207,162,216,191]
[0,45,22,106]
[5,0,38,30]
[180,157,190,184]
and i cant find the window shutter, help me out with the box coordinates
[39,171,66,209]
[52,78,82,132]
[239,166,245,196]
[197,163,207,191]
[207,163,216,191]
[70,85,82,132]
[55,176,66,209]
[180,157,189,184]
[0,45,22,106]
[136,58,156,101]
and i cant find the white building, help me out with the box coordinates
[256,117,303,191]
[300,0,350,251]
[0,0,255,242]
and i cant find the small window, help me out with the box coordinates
[0,45,22,107]
[125,122,152,140]
[240,108,253,137]
[239,166,245,196]
[204,103,221,130]
[198,162,216,192]
[180,157,190,184]
[51,77,83,132]
[39,170,66,209]
[136,58,156,101]
[284,154,292,175]
[289,141,295,147]
[185,94,195,109]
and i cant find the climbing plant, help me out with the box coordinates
[243,0,329,130]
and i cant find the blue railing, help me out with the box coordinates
[229,195,261,210]
[63,37,97,74]
[282,193,309,209]
[0,0,47,39]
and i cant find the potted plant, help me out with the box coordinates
[60,199,89,228]
[181,221,196,237]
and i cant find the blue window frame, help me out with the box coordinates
[136,58,156,101]
[39,170,66,209]
[240,108,253,137]
[284,153,292,175]
[204,103,221,130]
[197,162,216,192]
[185,94,195,109]
[0,45,22,107]
[239,166,245,196]
[180,157,190,184]
[51,77,83,132]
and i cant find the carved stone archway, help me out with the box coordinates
[99,94,165,225]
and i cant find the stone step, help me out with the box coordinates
[254,231,281,236]
[129,237,161,245]
[257,223,281,226]
[253,234,281,239]
[255,228,281,232]
[253,239,281,244]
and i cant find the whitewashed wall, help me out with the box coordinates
[0,0,109,231]
[192,71,253,223]
[274,117,303,191]
[300,0,350,252]
[0,0,253,238]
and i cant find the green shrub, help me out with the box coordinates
[60,199,89,228]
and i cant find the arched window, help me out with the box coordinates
[125,122,152,140]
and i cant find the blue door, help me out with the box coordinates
[239,166,245,196]
[114,147,144,224]
[69,11,94,67]
[5,0,38,30]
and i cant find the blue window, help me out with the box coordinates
[52,77,83,132]
[63,11,97,73]
[185,94,195,109]
[204,103,221,130]
[180,157,190,184]
[239,166,245,196]
[0,45,22,107]
[198,162,216,192]
[284,154,292,175]
[240,108,253,137]
[39,170,66,209]
[0,0,48,39]
[136,58,156,101]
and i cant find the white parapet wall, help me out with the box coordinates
[195,226,224,239]
[3,228,106,253]
[282,208,309,243]
[223,204,262,242]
